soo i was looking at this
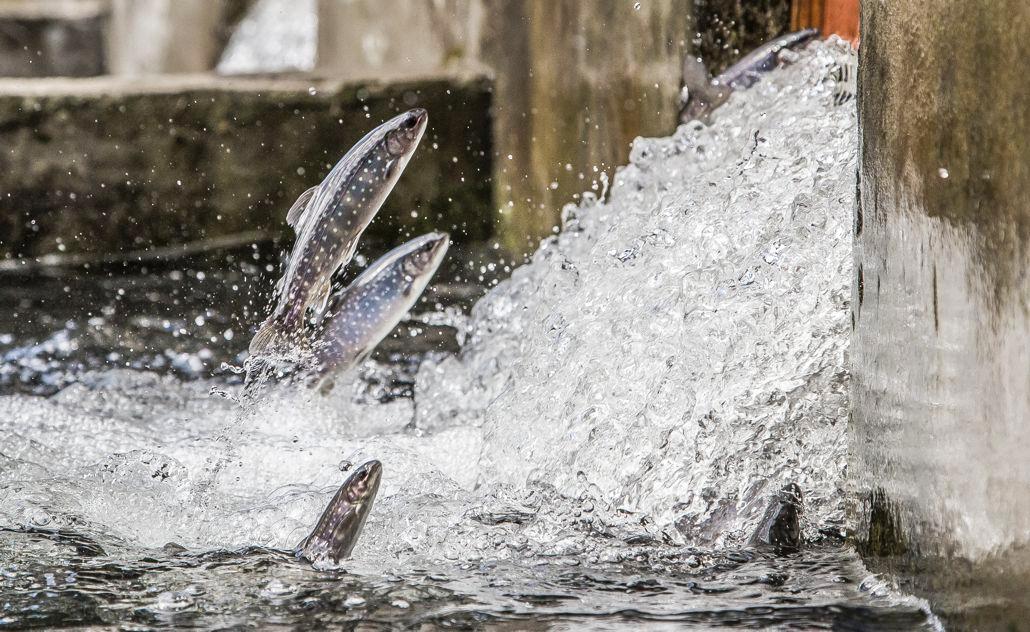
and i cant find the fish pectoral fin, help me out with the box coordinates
[286,185,318,231]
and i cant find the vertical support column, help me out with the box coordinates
[315,0,482,79]
[853,0,1029,627]
[482,0,690,254]
[107,0,227,75]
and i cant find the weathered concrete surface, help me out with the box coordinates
[852,0,1029,628]
[0,0,107,77]
[0,74,493,258]
[482,0,691,253]
[316,0,483,80]
[107,0,245,76]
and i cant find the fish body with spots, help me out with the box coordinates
[250,108,429,355]
[680,29,820,123]
[312,232,450,393]
[297,460,382,564]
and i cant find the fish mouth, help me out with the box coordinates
[416,232,451,270]
[408,108,428,134]
[407,109,429,147]
[428,232,450,262]
[386,108,428,156]
[354,459,382,498]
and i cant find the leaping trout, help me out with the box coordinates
[297,459,382,565]
[250,109,429,355]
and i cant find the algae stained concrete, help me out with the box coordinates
[852,0,1029,627]
[482,0,691,254]
[0,75,492,259]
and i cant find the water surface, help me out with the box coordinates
[0,41,938,630]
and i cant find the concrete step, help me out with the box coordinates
[0,73,494,259]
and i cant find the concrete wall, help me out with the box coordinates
[852,0,1029,627]
[0,1,796,257]
[315,0,483,81]
[0,75,492,259]
[482,0,691,252]
[0,0,107,77]
[107,0,243,76]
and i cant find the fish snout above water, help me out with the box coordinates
[248,109,430,356]
[297,459,383,565]
[399,230,450,285]
[749,483,803,552]
[385,108,428,158]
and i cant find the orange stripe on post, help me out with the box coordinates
[792,0,860,45]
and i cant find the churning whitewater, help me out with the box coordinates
[0,41,856,566]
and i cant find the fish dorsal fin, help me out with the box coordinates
[286,185,318,231]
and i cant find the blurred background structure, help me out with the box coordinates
[0,0,854,258]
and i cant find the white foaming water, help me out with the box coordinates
[217,0,318,75]
[0,41,856,566]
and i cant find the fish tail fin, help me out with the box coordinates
[248,317,282,355]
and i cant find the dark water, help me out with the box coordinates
[0,529,933,630]
[0,246,935,630]
[0,240,489,398]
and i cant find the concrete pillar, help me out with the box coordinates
[482,0,690,253]
[107,0,228,75]
[0,0,108,77]
[315,0,483,80]
[852,0,1029,627]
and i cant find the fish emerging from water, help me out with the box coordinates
[250,108,429,355]
[296,459,382,564]
[311,232,450,393]
[679,29,820,123]
[749,483,803,552]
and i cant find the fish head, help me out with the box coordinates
[400,231,450,281]
[344,459,382,506]
[679,55,730,122]
[385,108,428,158]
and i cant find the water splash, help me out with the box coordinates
[0,40,891,627]
[416,38,856,547]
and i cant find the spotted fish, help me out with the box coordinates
[250,108,429,355]
[296,460,382,564]
[680,29,820,123]
[312,232,449,393]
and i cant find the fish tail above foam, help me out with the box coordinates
[249,302,310,355]
[248,317,281,355]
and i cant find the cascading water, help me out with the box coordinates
[0,40,939,628]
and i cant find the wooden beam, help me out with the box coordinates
[792,0,859,44]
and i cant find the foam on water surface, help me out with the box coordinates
[0,42,899,626]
